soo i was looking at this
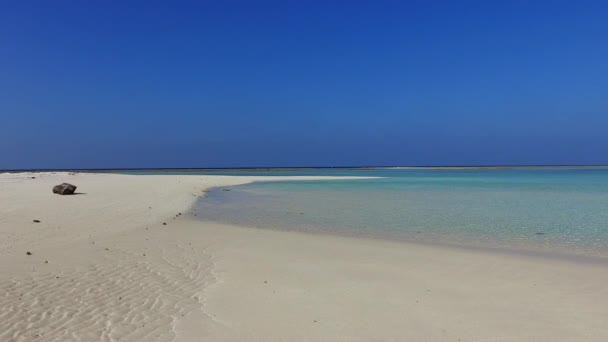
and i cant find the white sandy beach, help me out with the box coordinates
[1,172,607,341]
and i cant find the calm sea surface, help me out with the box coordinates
[186,168,608,258]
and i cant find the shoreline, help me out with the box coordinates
[195,217,608,267]
[196,184,608,266]
[2,172,608,341]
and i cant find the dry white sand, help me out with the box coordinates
[1,172,607,341]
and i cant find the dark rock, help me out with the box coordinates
[163,222,167,225]
[26,251,32,255]
[33,220,41,223]
[52,183,77,195]
[45,260,48,264]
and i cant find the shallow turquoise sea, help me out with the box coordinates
[188,168,608,258]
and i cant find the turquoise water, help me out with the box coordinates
[192,168,608,258]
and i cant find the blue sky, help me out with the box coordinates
[1,1,607,168]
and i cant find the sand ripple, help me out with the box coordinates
[0,242,216,342]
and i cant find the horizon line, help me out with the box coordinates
[3,164,608,173]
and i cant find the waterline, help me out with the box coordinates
[193,168,608,259]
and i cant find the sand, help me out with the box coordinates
[1,172,607,341]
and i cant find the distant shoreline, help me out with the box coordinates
[3,165,608,173]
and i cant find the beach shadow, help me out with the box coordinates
[70,192,87,195]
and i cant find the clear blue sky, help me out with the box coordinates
[1,1,607,169]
